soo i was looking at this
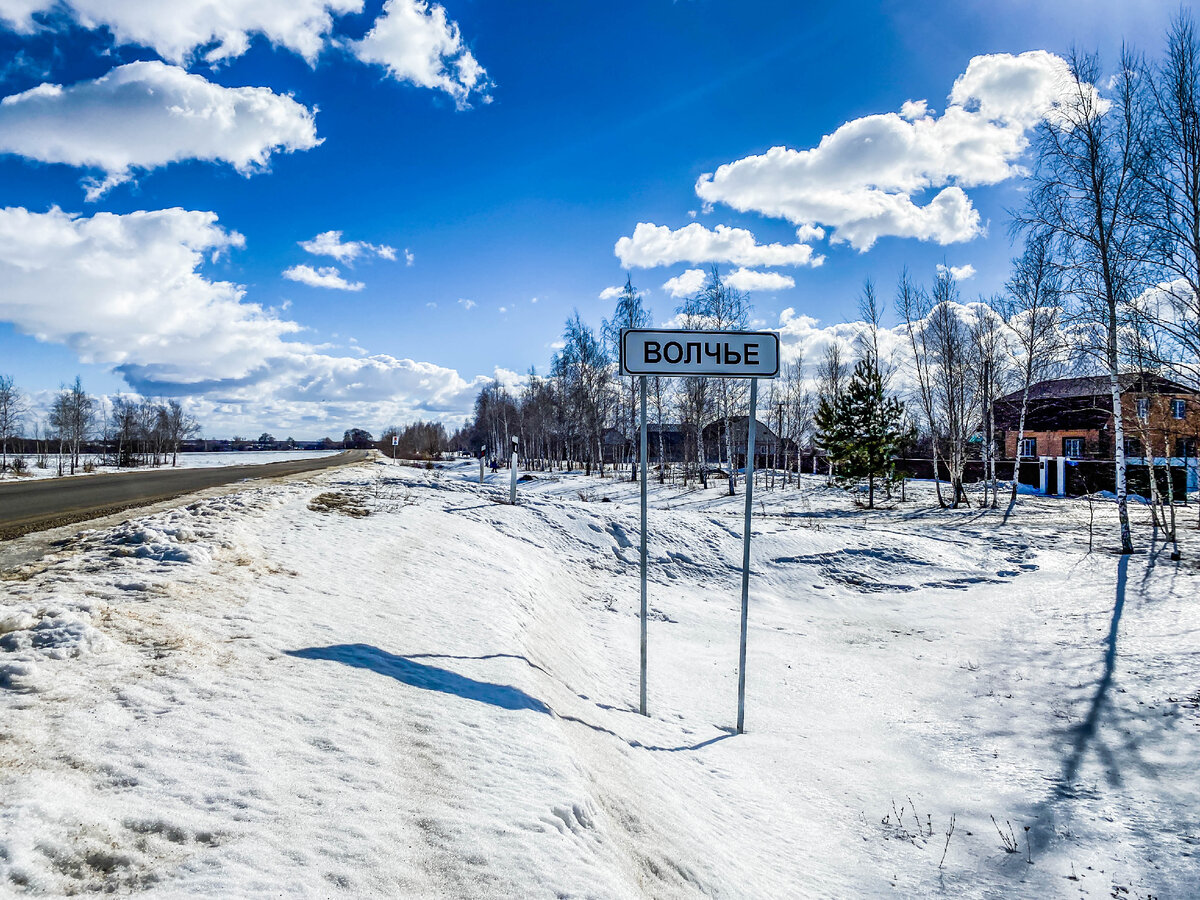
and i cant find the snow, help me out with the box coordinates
[1,457,1197,897]
[0,450,343,482]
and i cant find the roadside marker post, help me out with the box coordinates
[510,435,519,505]
[480,446,486,485]
[391,434,398,462]
[619,328,779,732]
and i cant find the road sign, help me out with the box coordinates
[391,436,399,446]
[621,328,780,734]
[620,328,780,378]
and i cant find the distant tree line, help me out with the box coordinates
[0,374,200,475]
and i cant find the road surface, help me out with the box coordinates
[0,451,369,540]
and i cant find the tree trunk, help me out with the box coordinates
[1109,370,1134,553]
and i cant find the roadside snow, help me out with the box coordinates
[1,459,1197,897]
[0,450,343,482]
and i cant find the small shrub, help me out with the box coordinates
[10,456,28,475]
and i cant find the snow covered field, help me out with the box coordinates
[0,450,343,482]
[1,457,1197,897]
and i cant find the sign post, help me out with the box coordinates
[619,328,778,732]
[391,434,398,462]
[480,446,486,485]
[510,435,519,505]
[639,374,648,716]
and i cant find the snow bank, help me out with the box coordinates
[1,459,1196,897]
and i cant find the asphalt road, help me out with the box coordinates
[0,451,369,539]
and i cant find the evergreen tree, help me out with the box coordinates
[816,356,906,508]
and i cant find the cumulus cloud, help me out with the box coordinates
[0,0,361,64]
[615,222,822,269]
[299,229,396,263]
[936,262,976,281]
[0,205,293,382]
[350,0,491,108]
[404,248,415,266]
[723,268,796,292]
[598,285,624,301]
[457,298,475,310]
[0,205,506,431]
[662,269,707,299]
[0,61,320,200]
[0,1,489,106]
[282,264,364,291]
[695,51,1082,251]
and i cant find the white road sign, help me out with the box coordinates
[620,328,779,378]
[391,436,399,446]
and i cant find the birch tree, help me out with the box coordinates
[1018,48,1156,553]
[0,374,26,472]
[997,235,1065,503]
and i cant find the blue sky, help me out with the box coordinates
[0,0,1181,438]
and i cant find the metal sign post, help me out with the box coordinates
[736,377,757,734]
[619,328,778,732]
[510,435,519,505]
[480,446,486,485]
[639,374,648,716]
[391,434,398,462]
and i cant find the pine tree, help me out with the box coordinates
[816,356,906,508]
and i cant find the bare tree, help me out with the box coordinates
[682,266,751,494]
[602,275,652,481]
[0,374,27,473]
[1144,11,1200,387]
[971,301,1010,508]
[48,377,95,475]
[997,234,1066,503]
[897,269,949,507]
[1017,48,1157,553]
[164,400,200,466]
[926,270,978,508]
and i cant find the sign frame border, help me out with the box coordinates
[619,327,781,378]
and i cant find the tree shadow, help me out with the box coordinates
[1055,553,1129,797]
[286,644,550,713]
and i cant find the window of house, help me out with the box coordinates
[1137,397,1150,420]
[1177,438,1197,458]
[1019,437,1037,458]
[1172,399,1186,419]
[1063,437,1084,458]
[1125,437,1143,457]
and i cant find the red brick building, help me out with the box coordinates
[994,374,1200,463]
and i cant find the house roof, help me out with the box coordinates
[998,373,1199,404]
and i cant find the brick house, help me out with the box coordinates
[994,374,1200,464]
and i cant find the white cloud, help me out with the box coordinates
[404,248,415,266]
[936,262,976,281]
[498,306,507,313]
[723,268,796,292]
[0,205,507,432]
[425,301,436,308]
[662,269,707,299]
[0,205,292,382]
[598,285,624,301]
[0,0,361,64]
[0,1,490,106]
[282,264,364,291]
[457,298,475,310]
[350,0,490,108]
[299,229,395,263]
[615,222,822,269]
[695,51,1083,251]
[899,98,929,121]
[0,61,319,200]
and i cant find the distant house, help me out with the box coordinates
[994,374,1200,462]
[700,416,791,467]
